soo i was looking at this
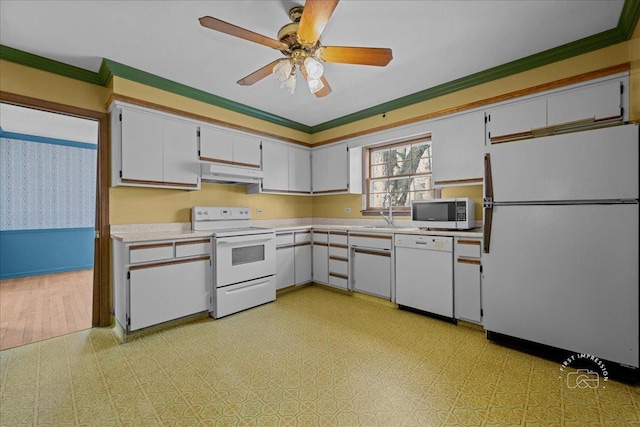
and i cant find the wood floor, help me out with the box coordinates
[0,269,93,350]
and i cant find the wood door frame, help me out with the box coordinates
[0,91,111,327]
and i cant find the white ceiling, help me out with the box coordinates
[0,1,625,128]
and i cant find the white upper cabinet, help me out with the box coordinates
[115,106,199,189]
[163,119,201,186]
[199,125,262,169]
[547,80,622,126]
[120,108,164,184]
[486,77,625,144]
[255,140,311,194]
[232,133,262,168]
[289,145,311,193]
[431,111,485,186]
[486,97,547,143]
[261,140,290,191]
[312,143,349,194]
[199,126,233,164]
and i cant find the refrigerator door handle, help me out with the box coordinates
[483,153,494,253]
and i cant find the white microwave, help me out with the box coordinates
[411,198,475,230]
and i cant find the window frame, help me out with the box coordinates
[361,134,439,216]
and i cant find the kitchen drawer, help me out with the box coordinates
[215,276,275,318]
[175,239,211,258]
[294,230,312,243]
[455,238,482,259]
[129,242,174,264]
[329,272,348,289]
[329,257,349,276]
[329,232,348,245]
[349,233,393,250]
[276,232,295,247]
[329,245,348,258]
[312,230,328,243]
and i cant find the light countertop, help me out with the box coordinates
[111,221,482,242]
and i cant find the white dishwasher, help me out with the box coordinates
[395,234,454,318]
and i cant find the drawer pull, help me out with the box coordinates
[175,239,210,246]
[458,239,481,246]
[129,255,210,270]
[131,242,173,251]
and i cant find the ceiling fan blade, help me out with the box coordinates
[301,64,332,97]
[315,75,332,98]
[317,46,393,66]
[297,0,339,47]
[199,16,288,51]
[237,59,282,86]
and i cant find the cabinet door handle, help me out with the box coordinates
[354,248,391,258]
[457,258,481,265]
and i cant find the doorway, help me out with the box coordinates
[0,93,110,349]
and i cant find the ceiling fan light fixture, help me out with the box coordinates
[282,71,297,94]
[307,77,324,94]
[273,59,293,82]
[303,56,324,79]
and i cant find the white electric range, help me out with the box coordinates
[192,206,276,318]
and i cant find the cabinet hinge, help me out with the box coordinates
[126,316,130,326]
[260,142,263,150]
[484,115,488,124]
[480,265,483,273]
[620,83,624,95]
[197,129,200,137]
[119,170,123,178]
[127,271,130,280]
[621,107,624,117]
[488,131,491,139]
[480,309,484,317]
[119,113,122,122]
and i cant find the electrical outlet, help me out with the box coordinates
[256,208,264,214]
[345,207,351,213]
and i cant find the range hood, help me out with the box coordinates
[200,163,264,185]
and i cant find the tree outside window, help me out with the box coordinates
[366,136,437,210]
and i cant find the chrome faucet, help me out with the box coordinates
[381,192,394,226]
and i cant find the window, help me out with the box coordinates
[364,135,438,212]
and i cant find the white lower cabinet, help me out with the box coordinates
[352,249,392,299]
[276,245,295,290]
[349,232,393,299]
[275,230,312,291]
[112,237,212,334]
[129,258,210,331]
[454,237,482,323]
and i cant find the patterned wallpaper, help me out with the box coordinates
[0,137,96,230]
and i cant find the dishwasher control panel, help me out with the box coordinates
[394,234,453,251]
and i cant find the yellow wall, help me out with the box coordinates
[110,184,313,224]
[0,60,110,112]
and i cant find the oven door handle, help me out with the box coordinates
[216,235,274,245]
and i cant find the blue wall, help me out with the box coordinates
[0,228,95,279]
[0,130,97,279]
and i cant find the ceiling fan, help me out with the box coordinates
[199,0,393,97]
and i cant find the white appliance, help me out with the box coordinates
[411,198,475,230]
[395,234,454,318]
[192,206,276,318]
[483,124,639,368]
[200,163,264,185]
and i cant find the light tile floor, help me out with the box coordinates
[0,285,638,426]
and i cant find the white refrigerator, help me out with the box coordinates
[482,124,639,368]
